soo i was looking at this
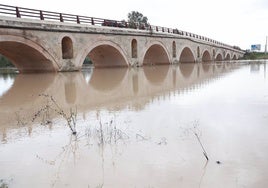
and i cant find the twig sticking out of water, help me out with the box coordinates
[194,132,209,161]
[192,120,209,161]
[136,133,148,141]
[91,119,129,145]
[36,94,77,135]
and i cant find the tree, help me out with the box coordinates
[127,11,149,29]
[0,54,13,67]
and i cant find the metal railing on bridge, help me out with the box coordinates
[0,4,241,51]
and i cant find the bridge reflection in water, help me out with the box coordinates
[0,62,239,129]
[0,63,239,125]
[1,61,268,188]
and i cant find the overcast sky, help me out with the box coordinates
[2,0,268,50]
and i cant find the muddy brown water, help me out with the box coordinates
[0,61,268,188]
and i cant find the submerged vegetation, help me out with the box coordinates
[15,94,78,135]
[192,121,209,161]
[0,179,10,188]
[179,120,210,161]
[34,94,78,135]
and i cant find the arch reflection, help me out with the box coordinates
[0,63,239,130]
[202,62,210,72]
[0,73,56,107]
[143,65,169,84]
[89,68,127,91]
[179,63,195,78]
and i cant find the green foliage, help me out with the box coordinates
[0,54,13,67]
[127,11,149,29]
[242,52,268,60]
[83,56,92,64]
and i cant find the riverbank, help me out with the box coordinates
[0,67,18,74]
[242,52,268,60]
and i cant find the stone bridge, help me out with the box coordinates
[0,4,244,73]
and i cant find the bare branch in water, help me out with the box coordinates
[192,120,209,161]
[136,133,148,141]
[178,120,209,161]
[194,132,209,161]
[34,94,78,135]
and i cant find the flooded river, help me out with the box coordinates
[0,61,268,188]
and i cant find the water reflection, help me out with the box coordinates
[250,62,261,72]
[143,65,169,84]
[1,61,268,188]
[0,73,17,96]
[132,71,139,95]
[0,64,236,105]
[90,68,127,91]
[179,63,195,78]
[202,62,210,72]
[65,78,77,104]
[0,62,242,130]
[0,73,56,107]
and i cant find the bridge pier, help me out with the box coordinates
[60,59,80,72]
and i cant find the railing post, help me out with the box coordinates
[76,16,80,24]
[91,18,94,25]
[40,11,44,20]
[156,26,158,32]
[162,27,164,32]
[15,7,21,18]
[59,13,63,22]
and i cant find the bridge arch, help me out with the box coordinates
[201,50,212,62]
[0,35,59,73]
[142,41,171,65]
[232,54,237,60]
[215,53,223,61]
[179,46,195,63]
[225,53,231,60]
[79,40,129,68]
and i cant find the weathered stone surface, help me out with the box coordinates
[0,16,244,73]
